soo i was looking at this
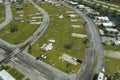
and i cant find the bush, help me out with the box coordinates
[10,24,18,33]
[64,42,73,49]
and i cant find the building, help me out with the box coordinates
[105,28,118,33]
[0,70,15,80]
[114,41,120,46]
[102,22,116,28]
[96,16,110,22]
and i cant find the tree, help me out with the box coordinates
[10,24,18,33]
[64,42,73,49]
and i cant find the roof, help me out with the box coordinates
[114,41,120,45]
[103,22,116,27]
[97,16,109,21]
[106,28,118,32]
[0,70,15,80]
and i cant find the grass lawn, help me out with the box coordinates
[0,6,5,23]
[0,3,42,44]
[104,45,120,51]
[31,3,87,73]
[0,65,25,80]
[105,57,120,76]
[98,0,120,6]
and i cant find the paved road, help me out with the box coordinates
[0,0,12,29]
[15,51,72,80]
[8,57,47,80]
[0,1,73,80]
[0,1,104,80]
[61,1,104,80]
[17,0,50,51]
[0,39,16,54]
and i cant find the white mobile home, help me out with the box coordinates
[103,22,116,28]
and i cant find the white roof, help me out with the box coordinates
[114,41,120,45]
[77,5,85,8]
[106,28,118,32]
[103,22,115,27]
[68,14,77,18]
[0,70,15,80]
[69,1,78,5]
[97,16,109,21]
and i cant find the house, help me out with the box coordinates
[96,16,110,22]
[68,14,77,18]
[105,28,119,33]
[68,1,78,6]
[0,70,15,80]
[102,22,116,28]
[77,5,85,9]
[114,41,120,46]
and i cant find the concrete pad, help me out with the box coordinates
[70,19,78,22]
[104,50,120,59]
[61,54,77,65]
[31,17,42,19]
[66,11,75,14]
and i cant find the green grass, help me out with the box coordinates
[105,57,120,76]
[104,45,120,51]
[31,3,87,73]
[98,0,120,6]
[0,6,5,23]
[0,66,25,80]
[0,3,42,44]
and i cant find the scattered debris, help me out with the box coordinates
[58,15,64,20]
[72,33,87,38]
[41,43,53,51]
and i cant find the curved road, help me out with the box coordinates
[0,1,72,80]
[0,0,104,80]
[0,0,12,29]
[61,1,104,80]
